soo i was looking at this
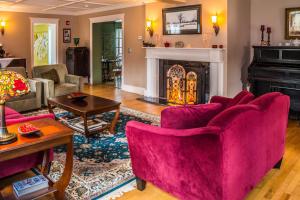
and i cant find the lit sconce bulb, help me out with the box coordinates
[146,20,154,37]
[0,20,5,36]
[211,15,218,24]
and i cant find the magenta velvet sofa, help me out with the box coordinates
[0,107,55,179]
[126,92,290,200]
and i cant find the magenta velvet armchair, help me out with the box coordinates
[126,92,290,200]
[0,107,55,179]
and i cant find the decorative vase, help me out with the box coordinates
[73,38,80,47]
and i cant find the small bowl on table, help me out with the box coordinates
[67,92,87,101]
[18,123,41,137]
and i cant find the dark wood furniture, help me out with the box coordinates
[248,46,300,118]
[102,59,116,82]
[48,94,121,135]
[7,58,26,69]
[66,47,90,80]
[0,119,73,200]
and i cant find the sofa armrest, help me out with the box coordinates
[65,74,84,91]
[161,103,223,129]
[28,79,42,109]
[6,113,55,126]
[210,96,232,105]
[33,78,54,106]
[126,121,223,199]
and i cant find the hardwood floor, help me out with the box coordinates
[1,84,300,200]
[84,85,300,200]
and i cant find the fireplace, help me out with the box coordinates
[159,60,210,104]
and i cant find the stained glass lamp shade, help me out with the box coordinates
[0,70,30,144]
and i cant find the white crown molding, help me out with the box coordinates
[0,1,145,16]
[74,1,145,16]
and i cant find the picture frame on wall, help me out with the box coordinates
[63,28,71,43]
[285,7,300,39]
[162,5,202,35]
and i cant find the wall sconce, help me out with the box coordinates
[146,20,154,37]
[211,15,220,36]
[0,20,6,36]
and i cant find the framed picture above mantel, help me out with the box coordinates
[285,7,300,39]
[162,4,202,35]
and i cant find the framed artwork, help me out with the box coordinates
[285,7,300,39]
[162,5,202,35]
[63,28,71,43]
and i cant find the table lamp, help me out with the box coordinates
[0,69,30,144]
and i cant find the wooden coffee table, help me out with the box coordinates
[48,94,121,136]
[0,118,73,200]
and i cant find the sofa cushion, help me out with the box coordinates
[5,107,24,120]
[40,69,60,84]
[161,103,223,129]
[7,92,36,102]
[54,83,78,96]
[227,90,255,108]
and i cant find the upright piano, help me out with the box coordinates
[248,46,300,118]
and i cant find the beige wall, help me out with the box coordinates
[251,0,300,46]
[0,11,78,76]
[77,6,146,88]
[227,0,251,97]
[145,0,227,48]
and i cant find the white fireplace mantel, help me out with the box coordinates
[144,47,225,99]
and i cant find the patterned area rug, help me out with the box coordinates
[24,107,160,200]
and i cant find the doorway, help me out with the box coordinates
[90,14,124,88]
[31,18,58,67]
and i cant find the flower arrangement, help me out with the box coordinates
[0,70,30,104]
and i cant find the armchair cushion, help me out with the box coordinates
[161,103,223,129]
[65,74,84,91]
[54,83,78,96]
[40,69,60,84]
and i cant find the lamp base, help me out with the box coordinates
[0,130,17,145]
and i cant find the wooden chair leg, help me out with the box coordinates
[274,158,283,169]
[136,177,146,191]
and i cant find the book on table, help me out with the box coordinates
[13,175,49,197]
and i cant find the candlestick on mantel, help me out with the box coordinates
[260,25,266,46]
[267,27,271,46]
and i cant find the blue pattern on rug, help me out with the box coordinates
[55,111,152,163]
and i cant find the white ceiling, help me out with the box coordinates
[0,0,145,15]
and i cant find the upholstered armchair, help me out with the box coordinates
[6,67,42,112]
[32,64,84,105]
[126,92,290,200]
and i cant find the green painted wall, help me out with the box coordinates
[33,24,49,66]
[92,21,122,84]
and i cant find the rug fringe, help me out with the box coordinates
[96,179,136,200]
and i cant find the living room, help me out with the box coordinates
[0,0,299,200]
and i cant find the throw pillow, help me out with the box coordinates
[40,69,60,84]
[161,103,223,129]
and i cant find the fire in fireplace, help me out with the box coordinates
[160,59,210,105]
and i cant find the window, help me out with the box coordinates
[115,28,122,61]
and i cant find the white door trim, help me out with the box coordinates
[30,17,59,68]
[89,14,125,86]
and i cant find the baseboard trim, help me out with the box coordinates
[122,84,145,95]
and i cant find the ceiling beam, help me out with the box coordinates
[43,0,87,11]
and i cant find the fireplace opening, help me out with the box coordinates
[160,59,210,105]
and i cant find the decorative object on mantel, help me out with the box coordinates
[0,19,6,35]
[219,45,223,49]
[285,7,300,39]
[73,37,80,46]
[0,44,5,58]
[211,14,220,36]
[63,28,71,43]
[146,20,154,37]
[175,41,184,48]
[143,41,155,47]
[164,41,171,47]
[163,5,202,35]
[212,45,218,48]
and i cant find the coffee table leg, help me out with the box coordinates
[54,137,73,200]
[109,107,120,134]
[48,103,54,114]
[83,114,90,136]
